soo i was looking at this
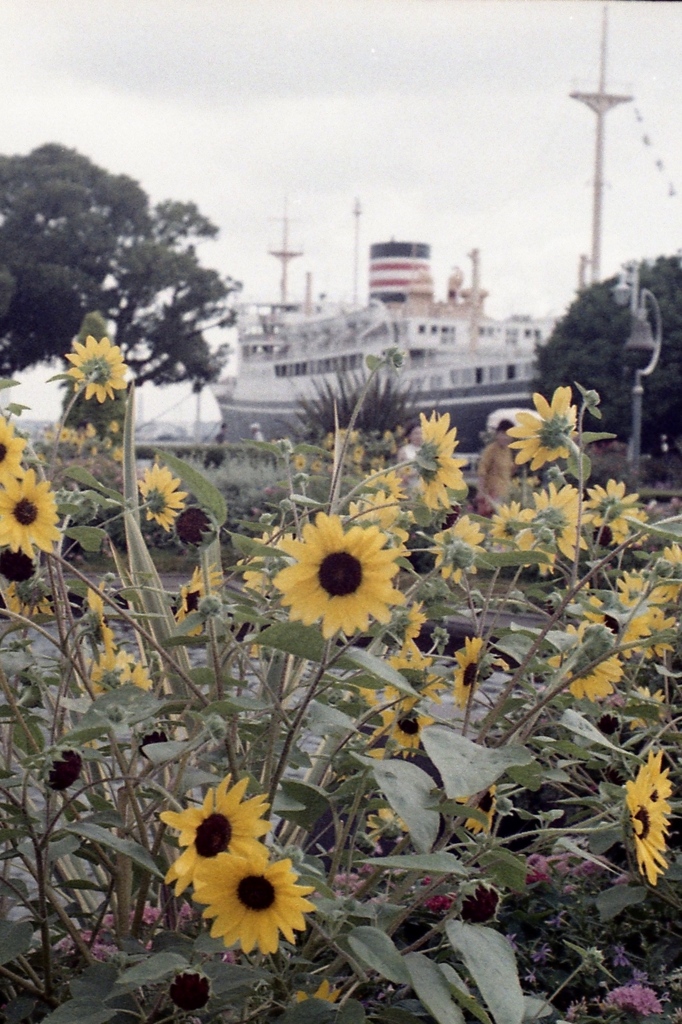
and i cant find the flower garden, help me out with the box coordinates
[1,339,682,1024]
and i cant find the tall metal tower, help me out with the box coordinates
[352,197,362,305]
[570,6,632,283]
[269,199,303,305]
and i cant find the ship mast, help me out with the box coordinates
[570,6,632,283]
[269,199,303,305]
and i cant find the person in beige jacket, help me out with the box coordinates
[475,419,515,516]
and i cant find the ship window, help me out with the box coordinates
[449,369,459,386]
[275,365,286,377]
[475,367,484,384]
[506,364,517,380]
[431,325,438,334]
[418,324,426,334]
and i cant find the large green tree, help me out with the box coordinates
[535,255,682,452]
[0,143,241,386]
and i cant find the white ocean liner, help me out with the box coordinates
[211,242,555,451]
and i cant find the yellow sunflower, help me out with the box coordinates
[348,488,410,548]
[90,646,152,694]
[453,636,485,709]
[0,417,26,486]
[296,980,341,1004]
[65,335,128,403]
[175,564,223,635]
[584,479,647,546]
[625,751,672,885]
[548,622,623,701]
[651,543,682,604]
[366,806,408,843]
[414,411,467,510]
[0,469,61,557]
[3,581,52,618]
[628,686,665,730]
[192,849,315,955]
[462,786,497,834]
[138,464,188,531]
[274,513,405,639]
[517,483,586,567]
[507,386,577,470]
[86,584,116,655]
[432,515,485,584]
[370,697,434,757]
[160,775,271,896]
[489,501,535,545]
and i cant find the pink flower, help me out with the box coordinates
[525,854,551,884]
[604,984,663,1016]
[424,894,455,914]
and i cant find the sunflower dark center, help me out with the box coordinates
[463,662,478,689]
[634,806,650,839]
[0,443,7,462]
[603,614,619,635]
[194,813,232,857]
[318,551,362,597]
[13,498,38,527]
[595,525,613,547]
[398,716,420,736]
[237,874,276,911]
[185,589,201,613]
[479,790,494,813]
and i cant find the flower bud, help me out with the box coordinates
[169,972,210,1011]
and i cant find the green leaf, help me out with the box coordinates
[559,710,621,751]
[360,852,466,875]
[404,952,465,1024]
[493,634,535,664]
[113,951,189,992]
[632,514,682,541]
[275,780,330,829]
[39,1001,115,1024]
[475,551,550,569]
[64,526,107,552]
[64,823,162,877]
[581,431,616,444]
[339,647,417,696]
[307,700,357,736]
[421,727,533,798]
[256,622,327,662]
[338,1000,367,1024]
[372,760,440,853]
[0,920,33,967]
[278,1001,336,1024]
[230,533,284,558]
[446,922,524,1024]
[64,466,123,501]
[522,996,553,1021]
[479,849,527,893]
[440,965,492,1024]
[565,451,591,482]
[347,926,410,984]
[157,449,227,525]
[0,378,20,390]
[595,885,647,922]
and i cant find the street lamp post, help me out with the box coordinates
[612,262,663,483]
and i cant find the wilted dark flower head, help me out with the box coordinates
[139,730,169,758]
[169,971,210,1011]
[461,885,499,923]
[175,507,212,546]
[47,750,83,791]
[0,549,36,582]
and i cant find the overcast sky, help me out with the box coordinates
[1,0,681,424]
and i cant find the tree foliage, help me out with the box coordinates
[535,256,682,452]
[294,370,416,441]
[0,143,241,387]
